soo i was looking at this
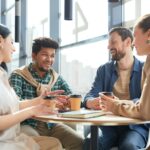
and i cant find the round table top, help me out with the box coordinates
[34,113,149,126]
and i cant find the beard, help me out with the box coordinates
[111,49,125,61]
[34,61,50,72]
[38,67,48,72]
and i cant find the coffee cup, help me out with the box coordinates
[69,94,82,111]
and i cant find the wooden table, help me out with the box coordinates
[34,112,149,150]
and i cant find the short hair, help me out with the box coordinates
[135,14,150,33]
[32,37,59,54]
[0,24,11,38]
[109,27,133,43]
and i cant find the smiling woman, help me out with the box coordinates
[0,24,15,63]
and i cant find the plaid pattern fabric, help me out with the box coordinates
[9,63,72,129]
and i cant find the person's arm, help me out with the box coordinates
[100,60,150,120]
[0,103,55,131]
[86,97,101,110]
[83,66,105,108]
[0,107,33,131]
[114,72,150,120]
[19,97,41,109]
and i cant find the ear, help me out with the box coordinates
[0,35,3,44]
[32,53,37,61]
[125,37,132,47]
[147,29,150,39]
[0,35,4,49]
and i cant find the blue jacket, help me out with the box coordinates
[83,57,148,142]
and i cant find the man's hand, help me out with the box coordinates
[55,95,70,110]
[100,94,118,111]
[29,104,57,117]
[46,90,65,96]
[86,97,101,110]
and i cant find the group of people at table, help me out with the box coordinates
[0,14,150,150]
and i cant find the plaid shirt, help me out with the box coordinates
[9,63,72,129]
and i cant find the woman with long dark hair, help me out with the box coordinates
[0,24,62,150]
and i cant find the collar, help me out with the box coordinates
[111,56,142,73]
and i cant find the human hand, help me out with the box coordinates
[34,95,57,112]
[46,90,65,96]
[99,94,118,111]
[39,90,64,105]
[55,95,70,110]
[86,97,101,110]
[29,104,58,117]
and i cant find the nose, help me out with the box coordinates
[132,40,135,46]
[12,44,16,52]
[132,39,135,49]
[45,55,51,61]
[107,43,111,51]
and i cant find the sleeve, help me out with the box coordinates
[111,63,150,120]
[9,73,23,99]
[83,66,105,107]
[111,99,142,119]
[111,77,150,120]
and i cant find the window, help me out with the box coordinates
[60,39,109,96]
[141,0,150,15]
[26,0,50,63]
[60,0,108,46]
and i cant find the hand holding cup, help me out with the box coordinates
[99,92,115,111]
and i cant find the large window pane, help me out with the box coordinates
[60,40,109,96]
[60,0,108,46]
[124,0,135,22]
[26,0,49,63]
[141,0,150,15]
[5,0,18,72]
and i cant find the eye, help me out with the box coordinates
[51,54,55,58]
[41,53,48,56]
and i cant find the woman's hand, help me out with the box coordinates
[38,90,65,108]
[40,90,71,111]
[28,104,57,117]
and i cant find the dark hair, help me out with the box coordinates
[0,24,10,72]
[0,24,11,38]
[0,62,8,72]
[135,14,150,33]
[109,27,133,43]
[32,37,59,54]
